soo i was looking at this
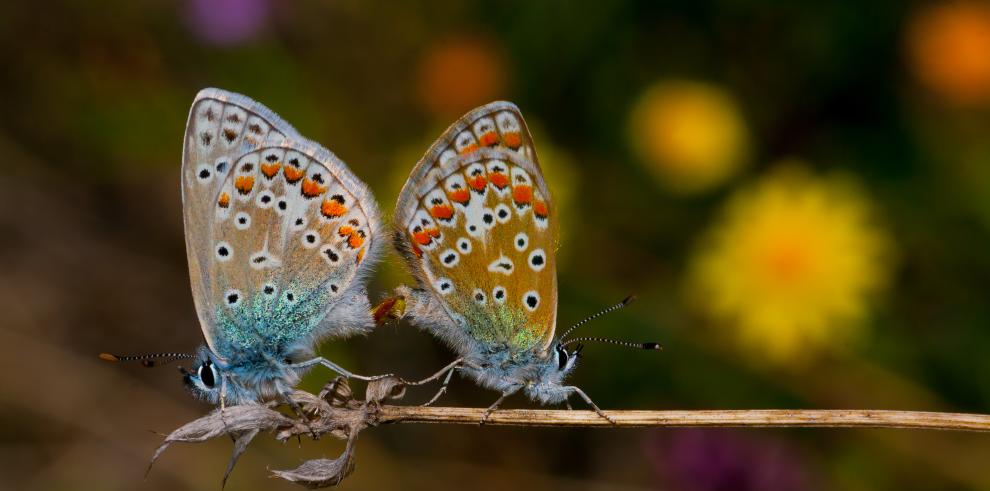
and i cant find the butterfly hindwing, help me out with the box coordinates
[183,89,380,354]
[395,102,557,353]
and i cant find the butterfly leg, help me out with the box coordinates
[291,357,394,382]
[565,386,615,424]
[276,382,319,439]
[421,364,458,407]
[480,386,522,425]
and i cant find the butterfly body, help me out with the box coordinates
[177,88,384,406]
[392,102,603,416]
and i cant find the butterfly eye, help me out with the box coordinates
[198,361,217,388]
[555,346,568,371]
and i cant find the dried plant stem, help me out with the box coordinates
[377,407,990,432]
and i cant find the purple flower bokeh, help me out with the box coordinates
[645,429,815,491]
[185,0,272,46]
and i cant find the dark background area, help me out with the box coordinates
[4,1,990,489]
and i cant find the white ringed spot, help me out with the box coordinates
[301,230,321,249]
[513,232,529,252]
[440,249,460,268]
[472,288,486,305]
[435,278,454,295]
[487,255,514,275]
[492,286,507,304]
[522,290,540,312]
[234,212,252,230]
[528,248,547,272]
[215,241,233,262]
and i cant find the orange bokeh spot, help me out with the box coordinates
[234,176,254,195]
[321,199,348,218]
[468,175,487,192]
[449,188,470,204]
[283,165,305,183]
[503,132,522,149]
[534,200,549,218]
[218,192,230,208]
[512,185,533,205]
[416,36,507,117]
[430,204,454,220]
[301,178,327,198]
[909,2,990,105]
[261,162,281,179]
[489,172,509,189]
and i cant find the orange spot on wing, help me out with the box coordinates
[468,175,487,192]
[261,162,281,179]
[411,242,423,257]
[512,185,533,205]
[489,172,509,189]
[430,204,454,220]
[321,198,348,218]
[283,165,305,183]
[301,178,327,198]
[534,200,549,218]
[412,231,431,246]
[449,188,470,204]
[348,231,365,249]
[234,176,255,195]
[218,192,230,208]
[503,132,522,149]
[479,131,499,146]
[459,143,479,155]
[338,225,355,237]
[356,247,366,264]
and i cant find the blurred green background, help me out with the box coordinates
[4,0,990,489]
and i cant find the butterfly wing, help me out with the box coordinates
[182,88,381,356]
[394,102,558,354]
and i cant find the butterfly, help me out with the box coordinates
[385,101,660,422]
[101,88,385,410]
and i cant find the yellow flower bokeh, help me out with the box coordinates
[629,80,749,194]
[908,2,990,106]
[686,165,892,366]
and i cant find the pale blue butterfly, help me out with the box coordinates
[102,88,386,409]
[387,102,660,423]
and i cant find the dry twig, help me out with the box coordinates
[147,377,990,489]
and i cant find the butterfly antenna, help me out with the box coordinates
[558,295,636,343]
[561,337,662,351]
[98,352,195,368]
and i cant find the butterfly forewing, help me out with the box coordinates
[396,103,557,352]
[182,89,379,353]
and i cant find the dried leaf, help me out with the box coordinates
[365,375,407,403]
[222,429,259,489]
[271,428,359,488]
[148,404,292,475]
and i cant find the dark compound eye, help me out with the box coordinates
[199,361,216,388]
[556,346,568,370]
